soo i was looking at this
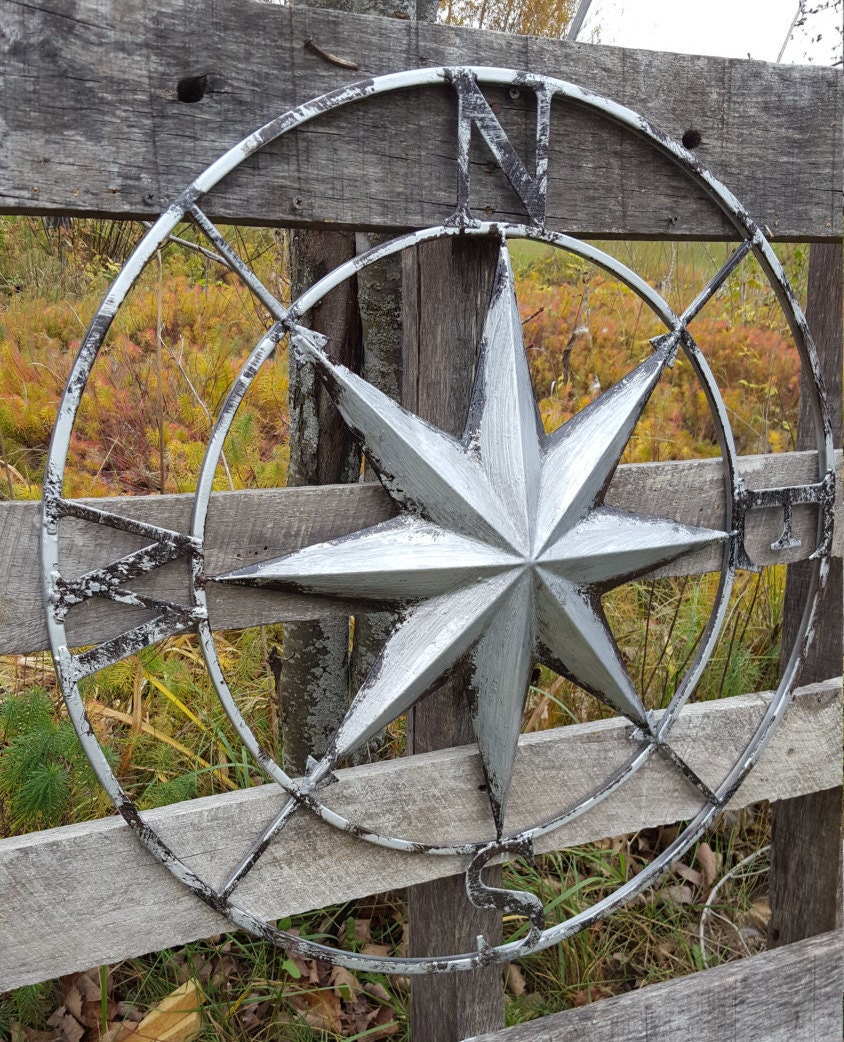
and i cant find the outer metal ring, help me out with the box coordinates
[40,66,831,972]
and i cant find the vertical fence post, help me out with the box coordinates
[769,241,843,948]
[403,237,506,1040]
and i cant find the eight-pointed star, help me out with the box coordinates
[218,243,727,837]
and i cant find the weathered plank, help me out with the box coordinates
[1,449,839,656]
[0,679,839,990]
[1,1,841,238]
[465,929,844,1042]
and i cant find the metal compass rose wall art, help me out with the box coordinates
[40,67,834,973]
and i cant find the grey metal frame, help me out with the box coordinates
[40,67,833,973]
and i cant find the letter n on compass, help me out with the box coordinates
[449,70,551,228]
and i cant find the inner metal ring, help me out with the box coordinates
[191,220,737,857]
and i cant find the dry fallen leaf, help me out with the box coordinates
[286,954,312,982]
[62,988,83,1023]
[117,980,202,1042]
[506,963,527,996]
[115,1003,144,1024]
[331,965,362,1000]
[696,842,719,887]
[301,990,343,1034]
[98,1028,125,1042]
[656,824,680,848]
[365,1005,399,1039]
[672,861,703,888]
[74,970,104,1004]
[363,982,392,1003]
[12,1023,60,1042]
[45,1008,66,1030]
[44,999,98,1042]
[573,985,613,1007]
[353,918,372,943]
[343,996,375,1036]
[748,899,771,929]
[662,883,694,906]
[56,1012,84,1042]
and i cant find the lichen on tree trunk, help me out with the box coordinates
[279,0,428,776]
[280,228,362,774]
[349,231,404,746]
[769,242,843,948]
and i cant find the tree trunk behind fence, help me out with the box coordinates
[281,228,362,772]
[280,0,436,771]
[349,231,404,746]
[769,241,843,949]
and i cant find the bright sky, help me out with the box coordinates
[578,0,842,65]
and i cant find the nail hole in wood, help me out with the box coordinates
[177,74,209,104]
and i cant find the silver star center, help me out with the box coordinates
[218,244,726,837]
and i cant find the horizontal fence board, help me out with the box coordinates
[0,679,839,989]
[465,929,844,1042]
[0,450,839,656]
[1,1,842,238]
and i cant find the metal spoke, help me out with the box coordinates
[655,739,721,806]
[218,793,300,899]
[71,610,203,680]
[679,240,753,328]
[54,498,199,552]
[141,220,230,268]
[79,588,199,616]
[189,205,288,321]
[53,540,185,617]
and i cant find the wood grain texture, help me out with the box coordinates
[1,1,842,238]
[403,238,505,1038]
[281,225,361,772]
[464,930,844,1042]
[1,680,839,989]
[1,449,839,656]
[770,241,844,949]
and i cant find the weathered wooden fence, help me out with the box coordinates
[1,2,842,1039]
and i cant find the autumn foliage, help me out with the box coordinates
[0,222,803,502]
